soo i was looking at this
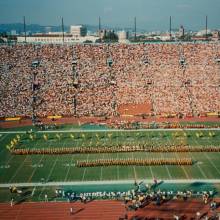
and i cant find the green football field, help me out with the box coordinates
[0,126,220,185]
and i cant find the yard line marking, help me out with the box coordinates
[144,150,154,179]
[192,136,218,179]
[9,155,28,183]
[100,154,105,181]
[193,137,220,178]
[0,134,10,154]
[189,152,208,179]
[81,154,89,181]
[81,169,86,182]
[44,135,59,182]
[159,131,172,179]
[28,155,45,183]
[206,135,220,177]
[160,151,172,179]
[31,186,36,197]
[175,152,190,179]
[5,154,14,165]
[38,186,46,201]
[60,132,73,181]
[117,153,119,180]
[149,165,154,179]
[132,152,137,181]
[166,133,190,180]
[64,154,75,181]
[204,152,220,177]
[46,155,59,182]
[145,131,154,179]
[0,133,8,142]
[133,166,137,181]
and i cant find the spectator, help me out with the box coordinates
[0,43,219,118]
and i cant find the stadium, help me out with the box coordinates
[0,40,220,219]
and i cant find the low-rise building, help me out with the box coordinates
[118,31,129,43]
[17,33,98,44]
[70,25,87,37]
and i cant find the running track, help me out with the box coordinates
[128,199,214,219]
[0,200,126,220]
[0,199,219,220]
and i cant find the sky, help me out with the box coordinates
[0,0,219,31]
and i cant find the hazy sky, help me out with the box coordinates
[0,0,219,30]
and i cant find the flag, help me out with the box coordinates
[56,134,61,140]
[29,134,34,140]
[13,139,18,145]
[43,134,48,141]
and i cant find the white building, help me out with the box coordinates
[17,34,98,44]
[179,25,185,38]
[45,26,52,33]
[196,29,211,36]
[160,33,172,41]
[118,31,129,43]
[70,25,87,37]
[16,25,100,44]
[17,34,72,44]
[11,30,17,35]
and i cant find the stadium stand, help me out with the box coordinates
[0,43,219,118]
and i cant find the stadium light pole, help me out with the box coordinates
[205,15,208,41]
[134,16,137,42]
[169,16,172,41]
[61,17,65,43]
[99,16,101,37]
[23,16,27,43]
[73,94,77,116]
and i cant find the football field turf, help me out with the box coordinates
[0,127,220,185]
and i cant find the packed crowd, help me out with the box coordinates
[111,122,220,129]
[0,43,219,117]
[55,187,214,203]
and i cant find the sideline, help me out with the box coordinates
[0,128,220,134]
[1,179,220,188]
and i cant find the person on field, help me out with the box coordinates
[45,194,48,202]
[10,198,14,207]
[70,207,73,215]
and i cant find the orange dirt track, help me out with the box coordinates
[0,200,126,220]
[128,199,220,219]
[118,103,152,116]
[0,199,220,220]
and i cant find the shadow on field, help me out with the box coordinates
[15,197,28,205]
[73,208,85,215]
[21,190,32,197]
